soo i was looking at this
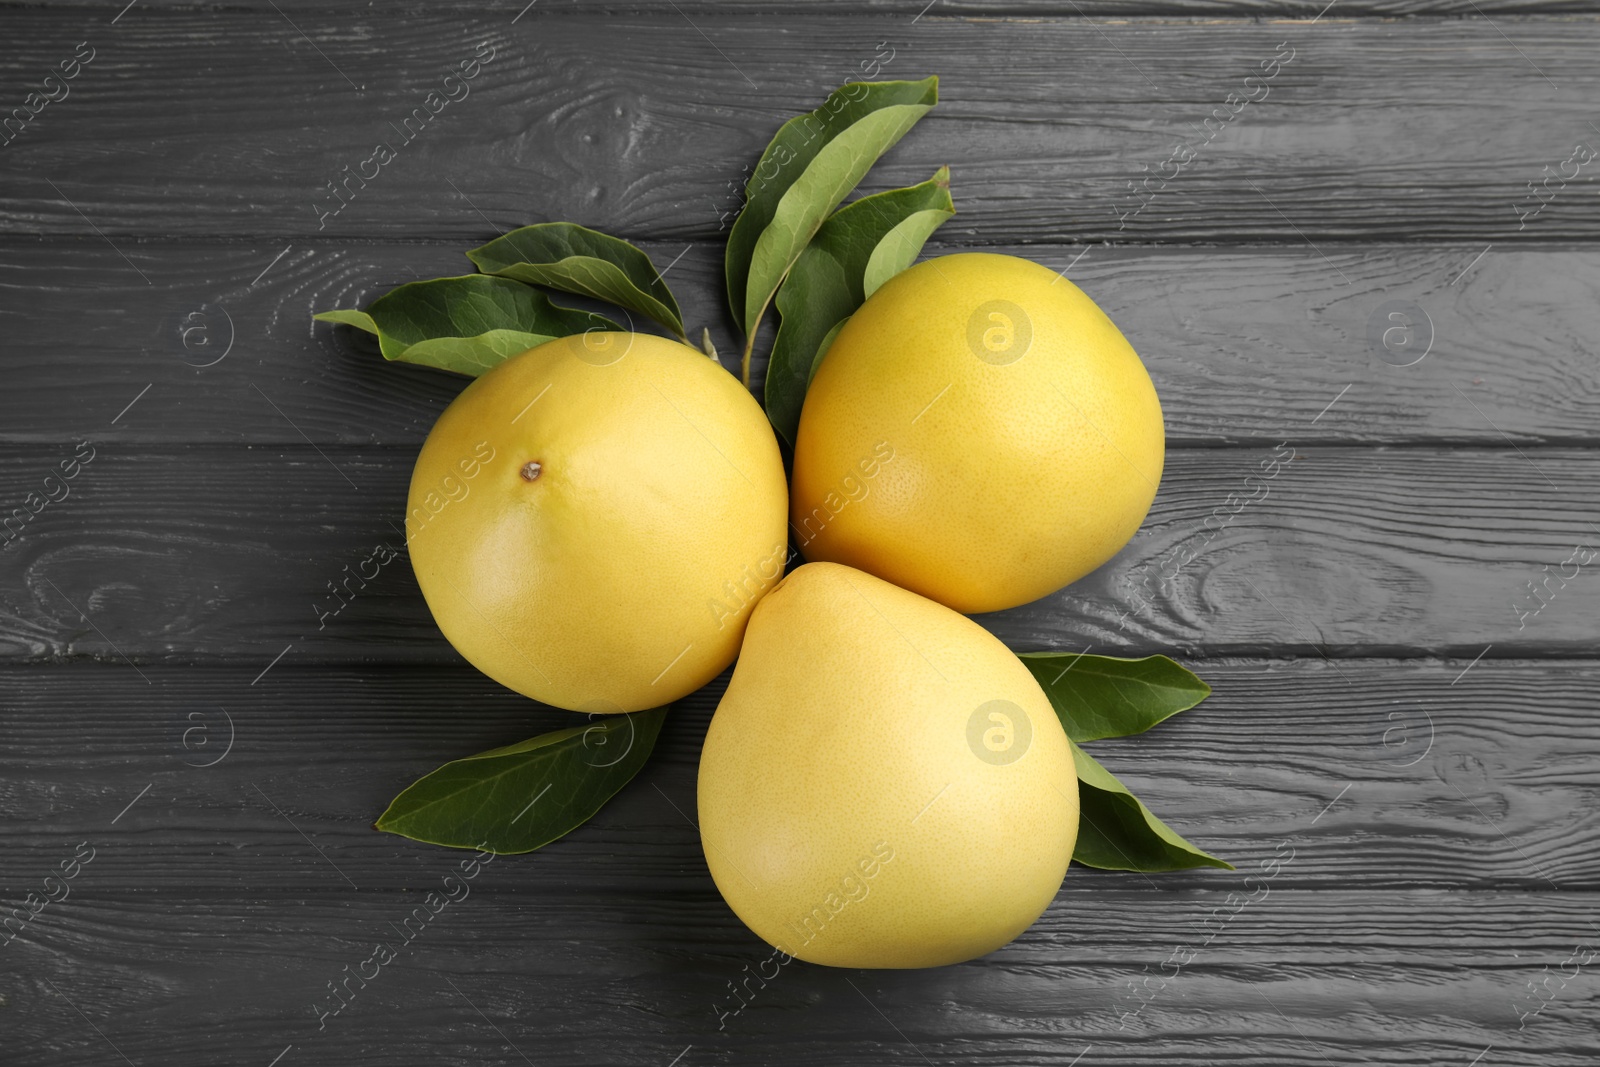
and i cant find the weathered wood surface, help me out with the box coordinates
[5,892,1597,1067]
[5,14,1600,242]
[4,238,1597,446]
[25,0,1600,12]
[1,659,1596,891]
[0,446,1594,661]
[3,2,1598,1065]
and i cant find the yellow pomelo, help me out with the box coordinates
[698,562,1078,968]
[407,332,788,713]
[791,253,1164,614]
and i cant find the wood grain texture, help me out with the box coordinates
[2,891,1596,1066]
[4,237,1597,446]
[4,13,1600,242]
[21,0,1600,13]
[0,658,1595,892]
[4,4,1598,1064]
[0,445,1594,662]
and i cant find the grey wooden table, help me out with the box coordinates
[3,2,1598,1064]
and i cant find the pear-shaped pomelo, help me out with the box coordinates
[698,561,1078,968]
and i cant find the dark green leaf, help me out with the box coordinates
[374,708,668,854]
[1070,740,1233,871]
[764,166,954,444]
[467,223,687,341]
[315,274,617,377]
[1020,652,1211,743]
[726,76,939,366]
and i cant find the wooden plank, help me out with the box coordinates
[2,658,1597,891]
[4,14,1600,241]
[19,0,1600,14]
[3,5,1593,1065]
[2,890,1595,1066]
[3,238,1596,446]
[0,445,1594,662]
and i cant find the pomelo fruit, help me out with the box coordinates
[407,332,788,712]
[791,253,1164,613]
[698,561,1078,968]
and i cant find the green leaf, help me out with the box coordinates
[315,274,617,377]
[1070,740,1233,872]
[467,223,687,341]
[374,708,668,854]
[726,76,939,363]
[400,329,565,373]
[862,207,952,298]
[763,166,954,444]
[1020,652,1211,743]
[313,308,378,333]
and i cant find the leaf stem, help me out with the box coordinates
[740,295,775,390]
[740,330,757,388]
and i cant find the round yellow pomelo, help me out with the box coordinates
[790,253,1164,614]
[406,332,788,713]
[698,562,1078,968]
